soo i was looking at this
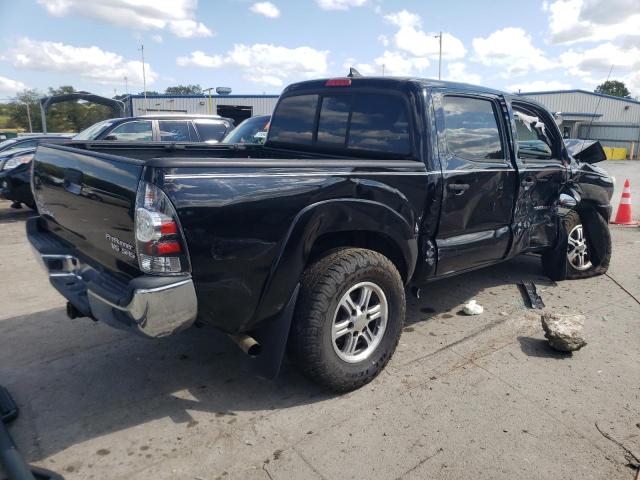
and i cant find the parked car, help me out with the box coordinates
[0,134,73,155]
[27,76,613,392]
[0,115,236,209]
[223,115,270,144]
[0,149,36,208]
[74,114,234,143]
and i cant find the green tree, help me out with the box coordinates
[138,90,160,96]
[595,80,631,98]
[165,84,202,95]
[5,86,119,133]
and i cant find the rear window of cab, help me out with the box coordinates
[268,93,412,157]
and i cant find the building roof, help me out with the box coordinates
[518,89,640,105]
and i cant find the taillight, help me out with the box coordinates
[134,181,190,275]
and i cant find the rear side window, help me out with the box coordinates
[158,121,197,142]
[442,96,504,160]
[194,120,230,142]
[269,92,411,156]
[108,121,153,141]
[268,94,318,145]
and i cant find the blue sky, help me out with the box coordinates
[0,0,639,99]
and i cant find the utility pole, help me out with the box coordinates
[138,44,148,114]
[434,32,443,80]
[382,64,385,76]
[24,101,32,133]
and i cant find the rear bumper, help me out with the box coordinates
[27,217,198,338]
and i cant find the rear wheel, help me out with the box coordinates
[289,248,405,392]
[542,210,611,280]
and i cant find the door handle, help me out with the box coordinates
[447,183,470,195]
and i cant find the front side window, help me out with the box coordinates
[442,96,504,161]
[268,94,318,145]
[158,121,196,142]
[108,121,153,141]
[513,105,554,160]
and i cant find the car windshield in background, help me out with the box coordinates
[0,139,18,151]
[193,120,230,143]
[73,119,114,140]
[223,115,270,144]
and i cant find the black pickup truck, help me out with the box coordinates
[27,77,614,391]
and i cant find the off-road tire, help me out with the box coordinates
[289,248,405,392]
[542,210,611,280]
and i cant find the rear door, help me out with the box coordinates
[509,100,566,251]
[433,91,517,275]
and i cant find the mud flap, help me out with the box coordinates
[248,284,300,380]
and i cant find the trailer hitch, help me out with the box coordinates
[0,385,63,480]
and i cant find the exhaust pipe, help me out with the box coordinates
[228,334,262,358]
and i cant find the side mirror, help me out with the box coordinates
[103,134,117,141]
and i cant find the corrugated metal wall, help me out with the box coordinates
[521,92,640,123]
[128,96,279,116]
[521,91,640,158]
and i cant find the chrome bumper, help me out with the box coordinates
[30,229,198,338]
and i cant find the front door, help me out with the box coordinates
[433,91,517,276]
[509,100,566,252]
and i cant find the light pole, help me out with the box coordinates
[24,101,32,133]
[138,44,148,114]
[434,32,443,80]
[203,87,214,114]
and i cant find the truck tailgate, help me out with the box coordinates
[32,144,144,276]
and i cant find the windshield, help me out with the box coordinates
[223,116,270,144]
[73,119,115,140]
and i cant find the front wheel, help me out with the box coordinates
[542,210,611,280]
[288,248,405,392]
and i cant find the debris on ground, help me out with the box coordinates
[463,300,483,315]
[541,312,587,352]
[519,281,545,309]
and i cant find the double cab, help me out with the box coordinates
[28,77,613,391]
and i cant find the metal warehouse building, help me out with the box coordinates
[519,89,640,159]
[123,94,279,125]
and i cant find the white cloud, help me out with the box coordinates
[506,80,572,93]
[446,62,481,85]
[177,51,223,68]
[372,50,429,76]
[316,0,367,10]
[472,27,556,77]
[0,76,28,96]
[151,34,163,43]
[546,0,640,44]
[250,2,280,18]
[37,0,213,38]
[384,10,466,60]
[558,42,640,95]
[7,37,156,86]
[177,43,329,87]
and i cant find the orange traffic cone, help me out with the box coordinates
[612,179,636,225]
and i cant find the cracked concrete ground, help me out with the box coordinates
[1,161,639,480]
